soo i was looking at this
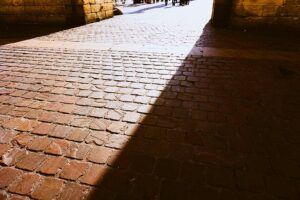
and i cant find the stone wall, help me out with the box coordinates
[83,0,114,23]
[231,0,300,28]
[83,0,113,23]
[0,0,114,25]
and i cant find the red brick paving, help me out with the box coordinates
[1,1,300,200]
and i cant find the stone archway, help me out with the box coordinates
[0,0,299,28]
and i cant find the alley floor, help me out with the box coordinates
[0,0,300,200]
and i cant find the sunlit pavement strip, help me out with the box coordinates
[4,0,299,61]
[3,0,211,55]
[0,0,300,200]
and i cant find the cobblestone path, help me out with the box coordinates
[0,0,300,200]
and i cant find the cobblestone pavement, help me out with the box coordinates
[30,1,212,48]
[1,0,300,200]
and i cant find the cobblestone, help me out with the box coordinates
[15,152,46,171]
[0,168,22,189]
[38,156,67,175]
[8,173,42,195]
[87,146,112,164]
[57,182,89,200]
[81,164,108,186]
[31,178,64,200]
[45,139,70,155]
[59,160,89,181]
[0,0,300,199]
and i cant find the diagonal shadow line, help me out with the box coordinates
[83,22,300,200]
[84,23,300,200]
[0,1,297,198]
[80,3,216,198]
[79,3,227,198]
[0,7,297,200]
[86,27,212,200]
[2,0,298,199]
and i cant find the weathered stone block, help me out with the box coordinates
[106,9,113,17]
[85,12,97,23]
[91,4,101,12]
[103,3,113,11]
[96,0,104,4]
[83,4,91,13]
[96,11,105,19]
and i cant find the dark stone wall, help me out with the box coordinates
[212,0,300,29]
[0,0,113,25]
[231,0,300,28]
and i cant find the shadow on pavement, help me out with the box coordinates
[87,21,300,200]
[0,1,299,197]
[0,25,77,46]
[197,23,300,52]
[122,3,166,14]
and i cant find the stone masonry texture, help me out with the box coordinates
[231,0,300,28]
[0,0,113,25]
[0,0,300,27]
[0,1,300,200]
